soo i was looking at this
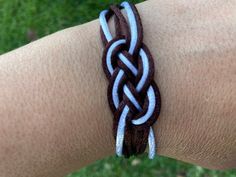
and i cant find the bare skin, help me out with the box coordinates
[0,0,235,177]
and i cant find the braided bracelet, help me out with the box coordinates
[99,1,161,159]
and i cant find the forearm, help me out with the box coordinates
[0,0,235,177]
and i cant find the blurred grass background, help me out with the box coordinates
[0,0,235,177]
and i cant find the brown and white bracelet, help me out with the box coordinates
[99,1,161,159]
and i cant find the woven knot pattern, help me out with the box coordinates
[99,1,161,159]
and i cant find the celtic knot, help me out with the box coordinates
[99,1,161,159]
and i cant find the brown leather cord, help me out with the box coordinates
[100,2,161,158]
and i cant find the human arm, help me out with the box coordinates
[0,0,235,177]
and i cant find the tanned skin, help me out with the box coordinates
[0,0,235,177]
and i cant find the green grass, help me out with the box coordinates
[69,155,236,177]
[0,0,142,54]
[0,0,235,177]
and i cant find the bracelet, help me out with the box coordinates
[99,1,161,159]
